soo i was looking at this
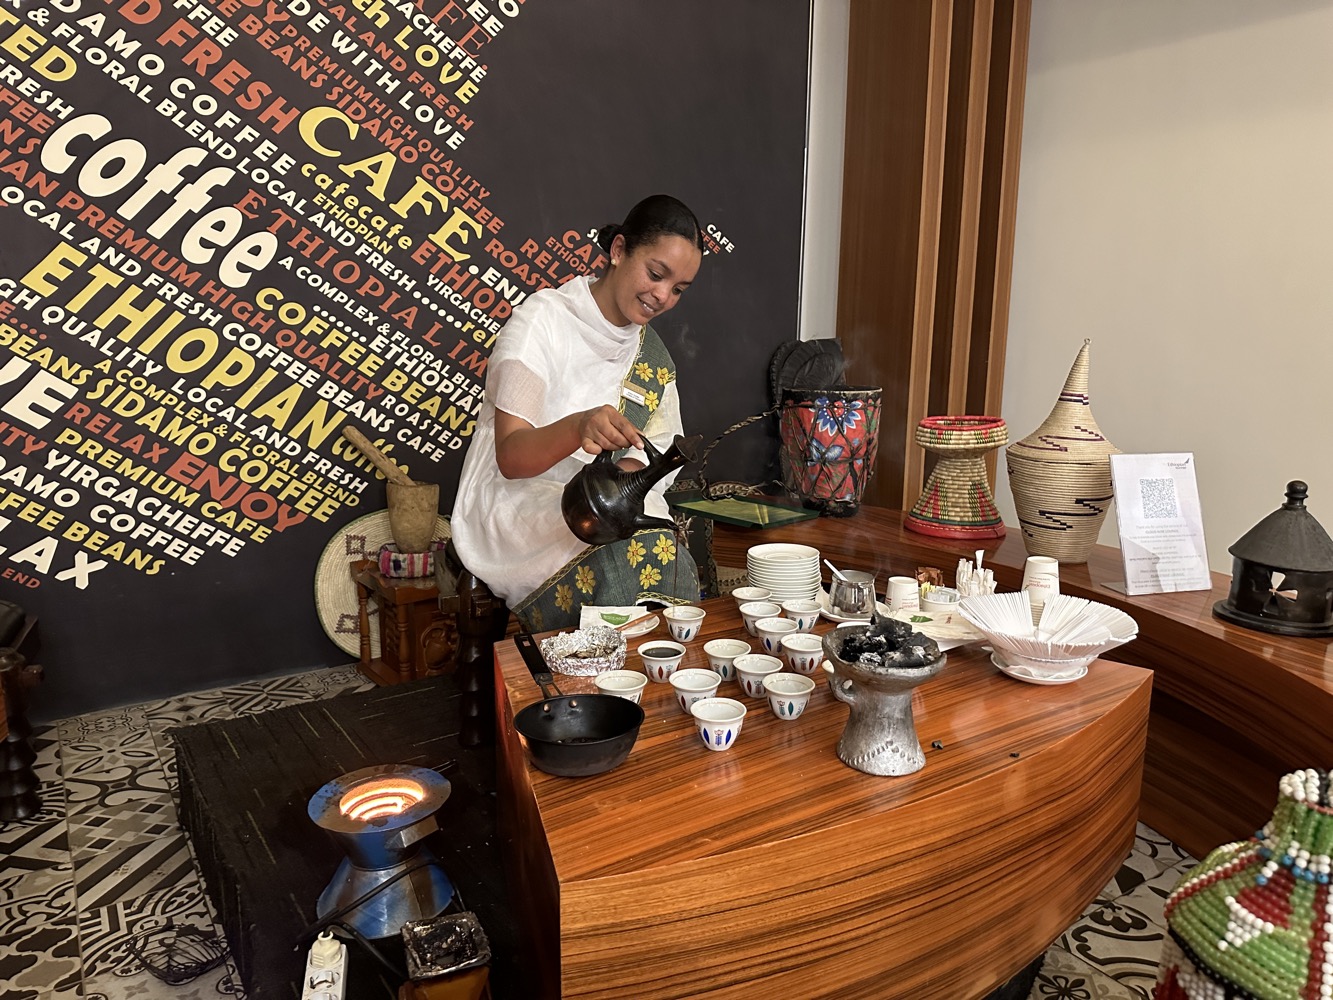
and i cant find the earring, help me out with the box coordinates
[611,258,619,266]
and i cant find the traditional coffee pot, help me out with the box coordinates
[561,434,702,545]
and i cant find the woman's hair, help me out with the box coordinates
[595,194,704,256]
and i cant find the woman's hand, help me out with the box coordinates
[577,405,643,455]
[494,405,643,479]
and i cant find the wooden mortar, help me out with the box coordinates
[341,426,440,553]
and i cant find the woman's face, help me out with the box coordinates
[601,233,702,327]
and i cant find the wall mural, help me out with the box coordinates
[0,0,810,718]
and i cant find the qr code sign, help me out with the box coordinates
[1139,477,1179,519]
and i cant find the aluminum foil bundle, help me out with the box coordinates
[538,626,628,676]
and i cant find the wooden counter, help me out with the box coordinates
[712,507,1333,858]
[495,598,1151,999]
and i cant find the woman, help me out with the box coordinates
[451,194,704,631]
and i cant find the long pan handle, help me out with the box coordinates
[515,634,563,699]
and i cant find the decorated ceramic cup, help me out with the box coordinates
[733,653,783,698]
[739,602,783,636]
[669,668,722,714]
[689,697,747,752]
[732,586,772,607]
[780,599,821,631]
[594,670,649,703]
[663,605,706,642]
[763,672,816,721]
[779,632,824,675]
[754,617,800,655]
[638,640,686,683]
[702,638,750,682]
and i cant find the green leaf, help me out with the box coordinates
[909,615,932,623]
[600,612,631,626]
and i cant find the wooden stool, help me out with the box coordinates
[352,561,457,686]
[435,543,510,747]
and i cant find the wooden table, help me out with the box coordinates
[712,507,1333,859]
[494,599,1152,999]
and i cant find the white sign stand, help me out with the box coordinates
[1108,453,1213,596]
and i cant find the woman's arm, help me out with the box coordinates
[494,405,645,479]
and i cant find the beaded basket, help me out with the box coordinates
[1153,768,1333,1000]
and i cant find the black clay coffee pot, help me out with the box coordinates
[561,434,702,545]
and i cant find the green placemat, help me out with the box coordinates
[670,495,819,529]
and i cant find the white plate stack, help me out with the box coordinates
[746,543,822,601]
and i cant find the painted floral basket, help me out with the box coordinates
[778,387,882,517]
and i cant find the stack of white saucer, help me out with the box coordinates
[746,543,821,601]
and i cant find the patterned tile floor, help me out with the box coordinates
[0,666,1196,999]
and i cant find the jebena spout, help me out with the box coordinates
[562,434,702,546]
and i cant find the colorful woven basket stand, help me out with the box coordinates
[1153,768,1333,1000]
[904,415,1008,539]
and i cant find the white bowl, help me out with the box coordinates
[780,599,822,631]
[779,632,824,675]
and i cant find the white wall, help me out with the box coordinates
[799,0,849,341]
[999,0,1333,572]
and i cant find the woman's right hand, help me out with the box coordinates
[577,405,643,454]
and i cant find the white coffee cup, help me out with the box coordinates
[885,576,920,614]
[1021,556,1060,622]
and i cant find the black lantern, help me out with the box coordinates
[1213,481,1333,637]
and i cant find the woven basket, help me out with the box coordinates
[905,416,1008,539]
[1154,768,1333,1000]
[1005,340,1119,563]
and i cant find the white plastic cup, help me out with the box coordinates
[1022,556,1061,622]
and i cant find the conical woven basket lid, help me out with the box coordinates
[1008,340,1120,465]
[1228,481,1333,573]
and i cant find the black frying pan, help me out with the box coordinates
[513,635,645,777]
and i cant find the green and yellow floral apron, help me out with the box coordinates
[512,327,699,632]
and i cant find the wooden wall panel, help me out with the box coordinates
[838,0,1031,508]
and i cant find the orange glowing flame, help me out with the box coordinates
[339,778,426,822]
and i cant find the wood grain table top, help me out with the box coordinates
[495,597,1152,885]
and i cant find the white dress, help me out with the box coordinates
[451,276,682,605]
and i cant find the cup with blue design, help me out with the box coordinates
[689,697,747,752]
